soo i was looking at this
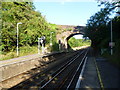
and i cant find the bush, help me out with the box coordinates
[51,42,59,52]
[68,37,91,48]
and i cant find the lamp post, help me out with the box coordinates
[50,32,53,46]
[38,38,41,55]
[110,19,113,55]
[17,22,22,56]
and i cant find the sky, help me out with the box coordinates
[33,1,103,26]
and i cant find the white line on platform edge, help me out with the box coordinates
[75,57,88,89]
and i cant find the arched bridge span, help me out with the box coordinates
[56,25,85,51]
[66,33,84,50]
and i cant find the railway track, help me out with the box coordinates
[40,48,89,89]
[9,48,89,89]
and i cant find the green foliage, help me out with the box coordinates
[85,1,120,66]
[1,2,60,60]
[0,45,38,60]
[85,1,120,48]
[68,37,91,48]
[1,2,57,52]
[46,24,59,52]
[51,42,59,51]
[45,23,57,45]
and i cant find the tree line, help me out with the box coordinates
[85,1,120,55]
[1,2,57,52]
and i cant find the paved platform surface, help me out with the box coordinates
[96,58,120,88]
[0,54,40,67]
[80,57,100,88]
[0,52,60,67]
[80,56,120,89]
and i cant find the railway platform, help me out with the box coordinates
[0,51,60,67]
[0,51,64,89]
[96,57,120,88]
[78,56,120,89]
[79,57,100,88]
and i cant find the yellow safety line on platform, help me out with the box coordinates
[94,58,104,90]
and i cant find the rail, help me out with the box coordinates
[40,48,89,89]
[9,48,89,89]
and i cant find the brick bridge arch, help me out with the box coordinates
[56,25,85,51]
[66,33,84,50]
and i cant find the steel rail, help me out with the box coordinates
[66,48,89,89]
[40,49,87,89]
[9,50,85,89]
[75,57,88,89]
[56,49,89,89]
[34,50,85,88]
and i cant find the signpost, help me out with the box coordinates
[58,40,61,51]
[38,36,46,55]
[109,42,115,55]
[41,39,44,54]
[109,42,115,47]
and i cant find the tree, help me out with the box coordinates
[1,2,50,51]
[85,1,120,49]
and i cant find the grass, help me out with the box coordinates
[0,39,91,61]
[0,43,60,61]
[0,45,38,61]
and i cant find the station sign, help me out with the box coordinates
[109,42,115,47]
